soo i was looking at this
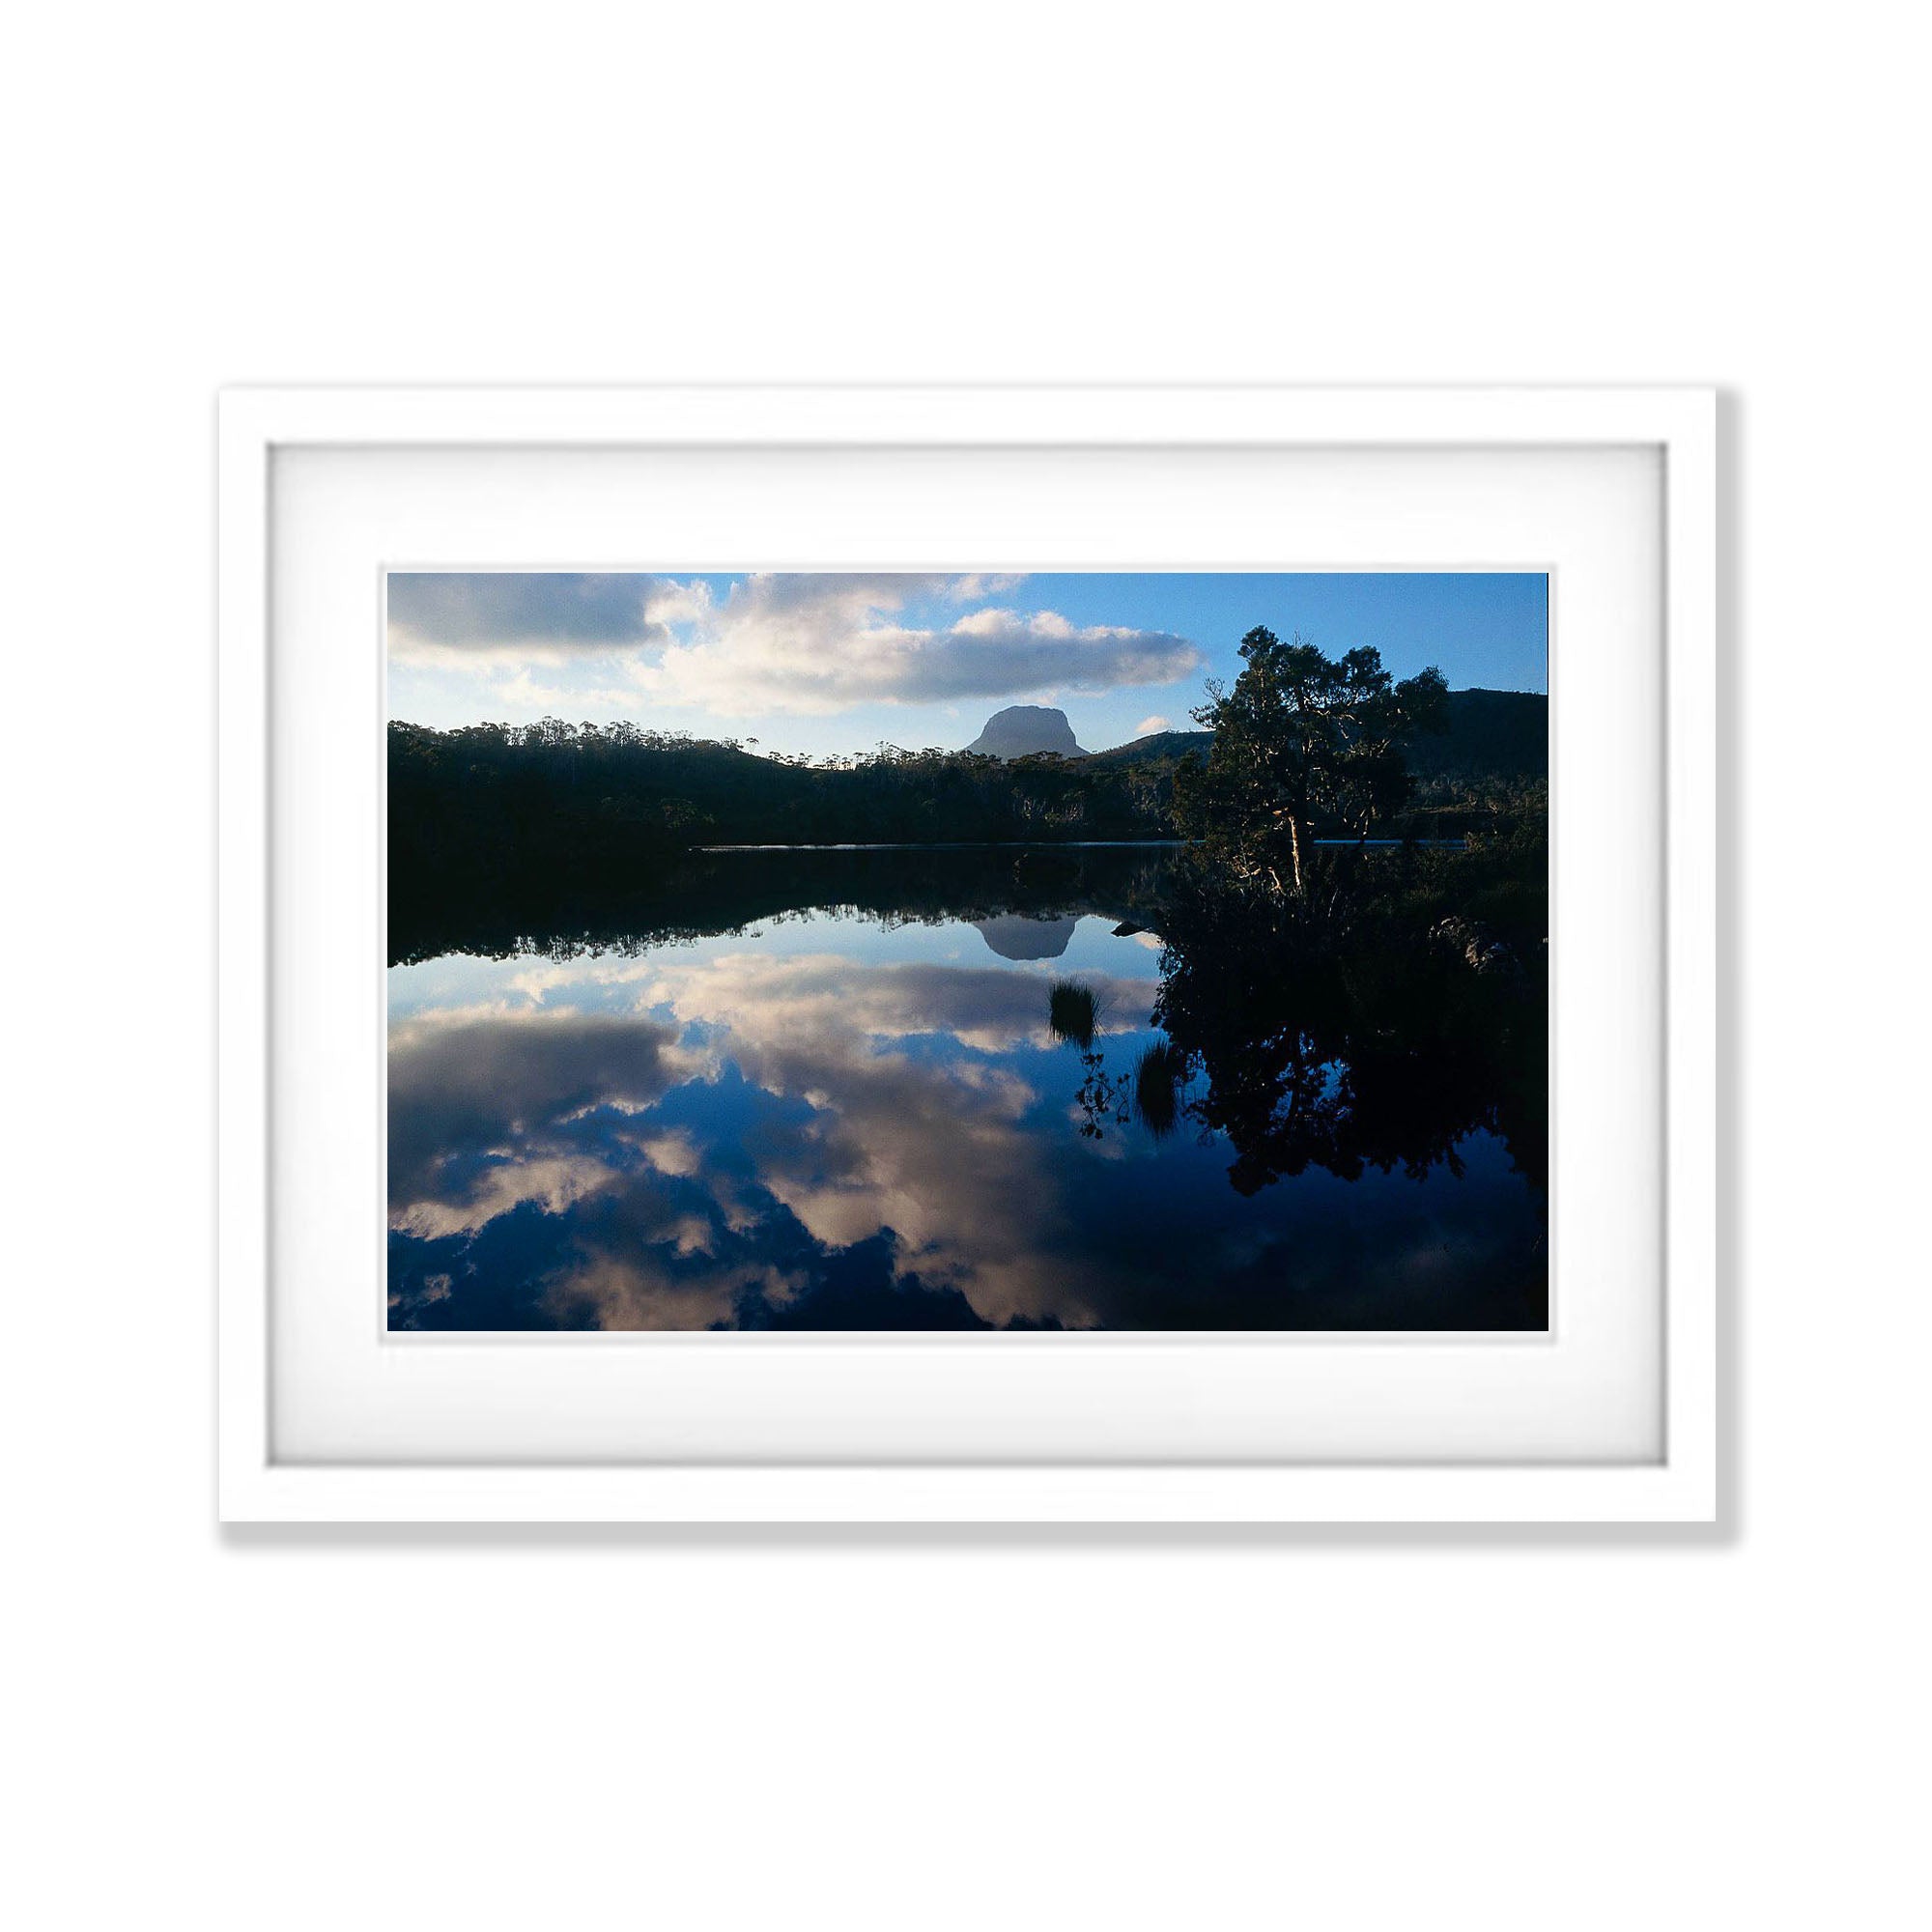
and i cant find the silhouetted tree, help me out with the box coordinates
[1174,630,1449,894]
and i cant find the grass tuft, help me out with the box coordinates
[1132,1038,1188,1138]
[1047,980,1098,1049]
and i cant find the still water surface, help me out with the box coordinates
[387,845,1545,1330]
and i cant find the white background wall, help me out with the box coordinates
[6,5,1925,1927]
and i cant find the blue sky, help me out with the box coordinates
[387,570,1548,757]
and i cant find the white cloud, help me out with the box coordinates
[386,572,713,668]
[389,571,1201,717]
[642,578,1200,715]
[1132,714,1173,738]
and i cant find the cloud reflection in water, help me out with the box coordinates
[387,908,1543,1331]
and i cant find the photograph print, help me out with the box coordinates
[386,570,1548,1332]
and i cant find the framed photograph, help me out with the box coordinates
[218,385,1716,1521]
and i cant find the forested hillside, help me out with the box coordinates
[388,722,1169,902]
[389,689,1548,909]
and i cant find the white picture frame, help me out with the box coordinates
[218,384,1716,1523]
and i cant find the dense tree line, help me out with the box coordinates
[389,718,1179,908]
[390,651,1548,927]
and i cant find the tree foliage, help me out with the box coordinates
[1173,629,1450,893]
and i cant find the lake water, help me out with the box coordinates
[387,844,1547,1330]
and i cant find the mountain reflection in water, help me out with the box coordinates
[387,844,1547,1331]
[974,914,1078,961]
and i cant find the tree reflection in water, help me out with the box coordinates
[1057,848,1547,1204]
[1161,860,1545,1199]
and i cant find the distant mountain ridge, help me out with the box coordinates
[964,705,1088,758]
[1079,727,1214,768]
[1082,688,1548,786]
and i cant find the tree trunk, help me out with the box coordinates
[1287,811,1309,895]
